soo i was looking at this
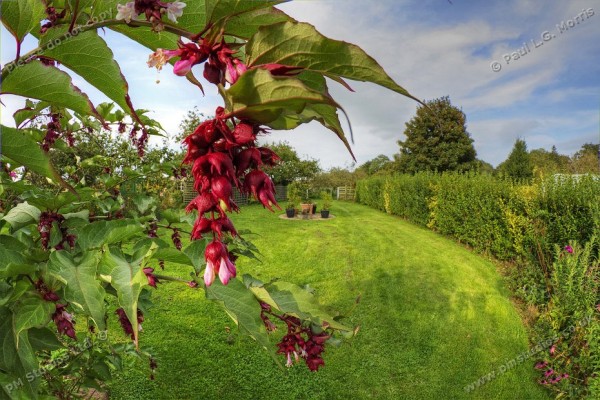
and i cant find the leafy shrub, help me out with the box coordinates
[532,239,599,398]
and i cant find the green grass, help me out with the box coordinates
[108,201,549,399]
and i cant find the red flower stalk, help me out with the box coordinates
[35,279,60,302]
[204,240,237,286]
[52,304,76,339]
[171,228,182,250]
[234,148,262,176]
[243,170,280,211]
[275,316,329,371]
[148,42,208,76]
[116,308,144,340]
[143,267,160,288]
[185,192,218,215]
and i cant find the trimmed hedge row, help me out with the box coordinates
[356,173,599,263]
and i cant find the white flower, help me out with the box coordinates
[166,1,186,23]
[116,2,138,23]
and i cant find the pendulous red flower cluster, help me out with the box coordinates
[183,107,281,286]
[38,212,76,251]
[260,302,330,371]
[52,304,76,339]
[116,308,145,339]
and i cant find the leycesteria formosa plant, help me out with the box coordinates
[0,0,420,397]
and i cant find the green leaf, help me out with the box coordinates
[63,210,89,221]
[0,243,26,270]
[1,60,99,117]
[0,282,12,307]
[49,251,106,330]
[0,307,18,371]
[77,219,143,250]
[246,278,351,332]
[2,202,41,231]
[1,125,57,180]
[110,26,179,52]
[38,27,137,117]
[267,71,353,157]
[161,209,182,225]
[21,190,80,211]
[205,278,278,364]
[0,0,46,46]
[12,99,51,128]
[224,68,339,124]
[208,0,284,28]
[28,327,64,351]
[13,297,55,346]
[174,0,207,33]
[152,248,192,266]
[0,235,27,253]
[182,240,209,274]
[0,307,39,398]
[246,21,420,101]
[221,6,291,39]
[0,264,36,280]
[131,194,155,215]
[100,247,152,346]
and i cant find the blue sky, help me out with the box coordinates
[1,0,599,169]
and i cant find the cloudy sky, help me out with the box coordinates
[1,0,599,169]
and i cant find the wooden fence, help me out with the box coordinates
[336,186,355,201]
[182,180,287,205]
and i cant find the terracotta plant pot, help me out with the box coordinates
[300,203,313,214]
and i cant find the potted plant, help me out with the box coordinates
[286,194,300,218]
[296,181,313,214]
[286,182,302,218]
[320,191,333,218]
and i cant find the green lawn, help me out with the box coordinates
[108,201,549,399]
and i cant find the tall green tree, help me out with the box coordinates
[529,146,569,178]
[498,139,533,181]
[261,141,320,185]
[570,143,599,174]
[356,154,393,176]
[396,96,476,173]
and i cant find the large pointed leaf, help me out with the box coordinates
[183,239,209,274]
[246,21,420,101]
[100,247,151,346]
[77,219,144,250]
[0,0,46,47]
[205,278,278,364]
[0,307,39,398]
[38,27,137,117]
[208,0,284,27]
[267,71,354,157]
[13,297,55,346]
[223,68,339,124]
[173,0,207,33]
[49,251,106,330]
[223,6,291,39]
[27,327,64,352]
[110,26,179,52]
[1,125,56,179]
[2,202,41,232]
[1,60,98,117]
[245,277,351,332]
[152,248,193,266]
